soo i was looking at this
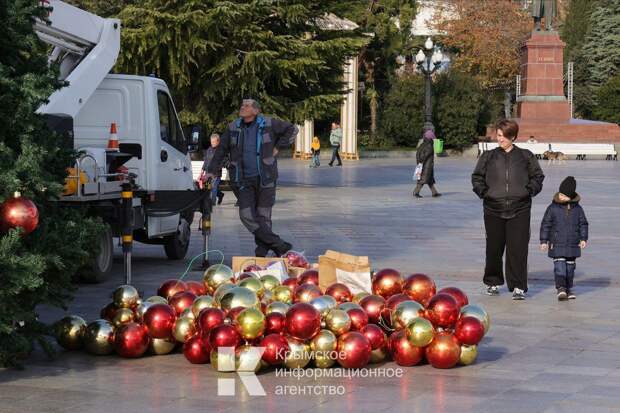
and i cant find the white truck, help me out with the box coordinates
[35,0,209,282]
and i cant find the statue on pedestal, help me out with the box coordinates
[531,0,557,31]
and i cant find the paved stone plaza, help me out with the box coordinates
[2,157,620,413]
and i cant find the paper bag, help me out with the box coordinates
[318,250,372,294]
[231,257,288,282]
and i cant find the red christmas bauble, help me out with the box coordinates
[186,281,206,296]
[285,303,321,340]
[143,303,176,339]
[347,308,369,331]
[265,312,287,335]
[426,332,461,369]
[208,324,241,350]
[388,329,424,367]
[371,268,403,299]
[325,283,353,304]
[454,316,485,345]
[114,322,150,358]
[293,283,322,303]
[197,308,225,335]
[437,287,469,309]
[337,331,372,368]
[157,279,187,299]
[237,272,257,281]
[0,193,39,235]
[243,264,263,273]
[298,269,319,286]
[359,294,386,324]
[284,251,310,269]
[183,334,211,364]
[260,333,290,365]
[360,324,386,351]
[402,274,436,306]
[282,277,299,292]
[426,293,460,328]
[168,291,197,316]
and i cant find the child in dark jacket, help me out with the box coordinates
[540,176,588,300]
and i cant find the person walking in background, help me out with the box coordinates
[472,119,545,300]
[328,121,343,167]
[201,133,225,205]
[310,136,321,168]
[540,176,588,301]
[414,129,441,198]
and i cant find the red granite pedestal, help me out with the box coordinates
[487,31,620,143]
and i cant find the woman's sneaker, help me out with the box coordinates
[567,289,576,299]
[512,288,526,300]
[485,285,500,296]
[557,288,568,301]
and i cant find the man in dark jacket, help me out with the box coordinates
[471,119,545,300]
[206,99,298,257]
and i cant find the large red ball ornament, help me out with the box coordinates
[437,287,469,309]
[143,303,176,339]
[426,293,460,328]
[426,332,461,369]
[293,284,322,303]
[282,277,299,292]
[347,308,369,331]
[389,329,424,367]
[454,316,485,345]
[371,268,403,299]
[197,308,225,335]
[361,324,386,351]
[337,331,372,368]
[183,334,211,364]
[237,272,257,281]
[284,251,310,269]
[168,291,197,316]
[265,312,287,335]
[208,324,241,351]
[0,193,39,235]
[359,294,386,324]
[403,274,436,306]
[260,333,290,365]
[186,281,206,297]
[285,303,321,341]
[157,279,187,299]
[325,283,353,304]
[382,293,411,327]
[114,322,150,358]
[298,269,319,286]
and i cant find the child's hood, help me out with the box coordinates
[553,192,581,205]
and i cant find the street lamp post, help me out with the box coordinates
[415,37,444,132]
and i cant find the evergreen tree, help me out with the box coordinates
[0,0,102,367]
[593,73,620,123]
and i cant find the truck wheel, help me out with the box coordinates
[82,225,114,283]
[164,218,190,260]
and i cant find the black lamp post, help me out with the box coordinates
[415,37,444,132]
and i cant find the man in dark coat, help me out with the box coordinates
[540,176,588,300]
[472,119,545,300]
[414,129,441,198]
[206,99,298,257]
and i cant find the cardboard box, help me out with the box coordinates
[288,263,318,278]
[318,250,372,294]
[231,256,288,281]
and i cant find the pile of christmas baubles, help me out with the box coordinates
[54,265,489,370]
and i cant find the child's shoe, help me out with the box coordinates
[557,288,568,301]
[567,289,576,299]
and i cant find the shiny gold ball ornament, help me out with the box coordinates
[325,309,351,336]
[172,316,196,343]
[238,277,265,299]
[405,317,435,347]
[310,295,338,318]
[392,300,425,330]
[338,302,363,312]
[82,320,115,355]
[54,315,87,350]
[236,308,266,340]
[135,301,155,322]
[261,289,274,304]
[352,292,370,304]
[272,285,293,304]
[310,329,338,368]
[284,337,312,369]
[370,347,387,363]
[112,285,140,309]
[146,296,168,304]
[265,301,290,315]
[460,304,490,334]
[260,274,281,292]
[459,344,478,366]
[149,338,177,355]
[213,282,235,305]
[210,348,236,372]
[181,308,196,320]
[219,287,260,312]
[112,308,135,327]
[203,264,234,293]
[235,345,263,373]
[191,295,217,318]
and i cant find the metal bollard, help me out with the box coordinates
[121,183,133,285]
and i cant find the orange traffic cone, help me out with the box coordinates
[106,122,119,151]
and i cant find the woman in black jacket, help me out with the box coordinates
[471,119,545,300]
[414,129,441,198]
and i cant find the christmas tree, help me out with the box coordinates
[0,0,102,367]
